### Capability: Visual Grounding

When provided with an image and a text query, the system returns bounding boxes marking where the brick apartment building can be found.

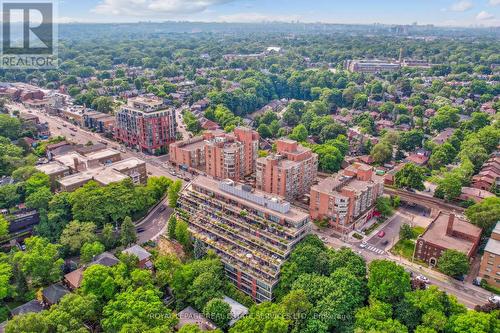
[177,176,311,302]
[478,222,500,288]
[115,96,176,154]
[205,134,245,181]
[169,127,259,181]
[169,136,207,170]
[309,162,384,235]
[205,128,259,181]
[256,139,318,201]
[415,212,482,267]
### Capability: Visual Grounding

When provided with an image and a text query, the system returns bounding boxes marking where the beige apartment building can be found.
[479,222,500,288]
[309,163,384,234]
[256,139,318,201]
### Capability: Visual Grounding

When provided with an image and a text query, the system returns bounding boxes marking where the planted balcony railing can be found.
[188,226,279,283]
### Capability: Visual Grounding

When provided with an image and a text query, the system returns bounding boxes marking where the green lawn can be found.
[412,226,425,238]
[391,239,416,260]
[390,226,425,260]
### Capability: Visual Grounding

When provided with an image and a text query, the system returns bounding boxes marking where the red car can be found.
[377,230,386,238]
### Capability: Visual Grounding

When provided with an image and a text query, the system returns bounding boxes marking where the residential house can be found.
[122,245,152,269]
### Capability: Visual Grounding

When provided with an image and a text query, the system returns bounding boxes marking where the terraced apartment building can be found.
[177,176,311,302]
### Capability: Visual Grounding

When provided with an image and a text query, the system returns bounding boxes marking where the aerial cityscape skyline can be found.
[58,0,500,27]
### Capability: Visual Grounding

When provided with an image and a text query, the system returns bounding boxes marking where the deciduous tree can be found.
[438,250,470,277]
[203,298,231,330]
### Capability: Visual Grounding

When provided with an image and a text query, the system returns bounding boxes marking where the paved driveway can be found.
[366,213,410,251]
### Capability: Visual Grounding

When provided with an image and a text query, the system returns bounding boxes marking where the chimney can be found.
[73,158,79,172]
[446,214,455,236]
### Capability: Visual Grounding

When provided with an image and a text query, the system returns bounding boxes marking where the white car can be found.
[416,275,430,283]
[359,242,367,248]
[488,295,500,305]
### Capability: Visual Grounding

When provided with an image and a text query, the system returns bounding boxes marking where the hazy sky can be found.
[58,0,500,26]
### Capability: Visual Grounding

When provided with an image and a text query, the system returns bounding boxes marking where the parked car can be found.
[416,275,430,283]
[377,230,385,238]
[452,275,465,282]
[488,295,500,305]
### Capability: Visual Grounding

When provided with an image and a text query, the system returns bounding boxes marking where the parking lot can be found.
[366,213,411,251]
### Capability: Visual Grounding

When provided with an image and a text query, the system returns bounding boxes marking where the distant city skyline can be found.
[57,0,500,27]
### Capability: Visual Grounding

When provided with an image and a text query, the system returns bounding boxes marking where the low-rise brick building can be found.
[415,212,482,267]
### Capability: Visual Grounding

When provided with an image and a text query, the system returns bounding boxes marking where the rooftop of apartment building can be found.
[190,176,309,224]
[206,135,243,151]
[122,95,168,113]
[419,212,482,254]
[257,139,316,165]
[170,136,206,151]
[312,163,383,194]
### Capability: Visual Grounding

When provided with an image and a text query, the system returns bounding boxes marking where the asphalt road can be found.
[136,198,174,244]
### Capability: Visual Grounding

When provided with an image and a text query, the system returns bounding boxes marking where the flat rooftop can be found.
[484,238,500,256]
[420,212,481,255]
[58,167,128,187]
[54,152,83,168]
[172,137,207,151]
[130,96,164,106]
[84,148,120,161]
[110,157,145,171]
[190,176,309,223]
[36,162,69,175]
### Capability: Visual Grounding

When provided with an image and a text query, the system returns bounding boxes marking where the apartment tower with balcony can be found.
[256,139,318,201]
[115,96,176,154]
[177,176,311,302]
[309,163,384,235]
[169,128,259,180]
